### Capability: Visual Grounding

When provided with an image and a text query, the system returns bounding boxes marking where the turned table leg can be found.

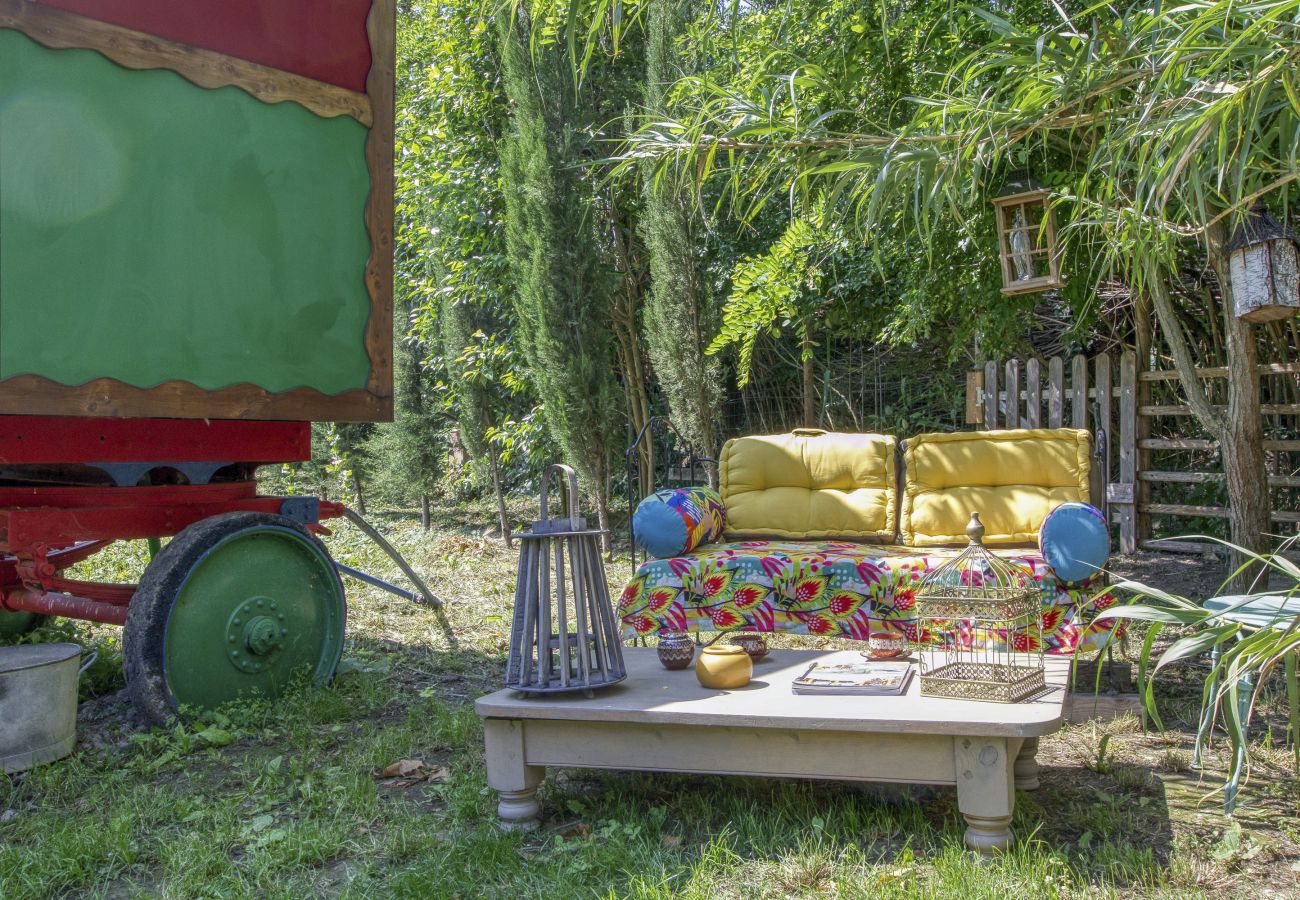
[955,736,1021,855]
[483,719,545,830]
[1013,736,1040,791]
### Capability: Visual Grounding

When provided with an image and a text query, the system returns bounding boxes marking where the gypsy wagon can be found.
[0,0,399,721]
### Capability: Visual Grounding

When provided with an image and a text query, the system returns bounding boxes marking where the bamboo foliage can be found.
[1096,538,1300,810]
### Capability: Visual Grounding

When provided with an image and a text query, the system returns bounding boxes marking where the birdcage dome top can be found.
[917,512,1037,604]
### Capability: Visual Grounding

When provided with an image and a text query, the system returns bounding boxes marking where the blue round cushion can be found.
[1039,502,1109,585]
[632,487,726,559]
[633,498,692,559]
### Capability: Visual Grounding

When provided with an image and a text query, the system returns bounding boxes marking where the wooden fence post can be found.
[1093,352,1112,514]
[1025,358,1042,428]
[1071,354,1088,428]
[1005,359,1021,428]
[984,361,999,430]
[965,371,984,425]
[1047,357,1064,427]
[1115,351,1138,553]
[1135,359,1152,550]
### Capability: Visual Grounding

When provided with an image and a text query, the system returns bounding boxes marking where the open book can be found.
[792,660,914,696]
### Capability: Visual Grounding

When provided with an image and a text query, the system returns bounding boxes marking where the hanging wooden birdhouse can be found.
[1227,205,1300,323]
[992,176,1063,295]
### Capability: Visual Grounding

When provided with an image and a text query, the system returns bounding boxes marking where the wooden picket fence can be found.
[966,353,1300,554]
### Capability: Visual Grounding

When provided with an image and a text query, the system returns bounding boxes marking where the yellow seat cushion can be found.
[901,428,1090,546]
[720,430,896,541]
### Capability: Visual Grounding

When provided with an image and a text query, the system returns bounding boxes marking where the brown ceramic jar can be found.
[656,630,695,670]
[727,632,768,661]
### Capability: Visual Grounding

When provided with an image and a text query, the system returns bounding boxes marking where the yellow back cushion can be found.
[720,430,896,541]
[901,428,1090,546]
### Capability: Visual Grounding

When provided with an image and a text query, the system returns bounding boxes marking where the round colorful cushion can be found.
[1039,502,1109,585]
[633,486,726,559]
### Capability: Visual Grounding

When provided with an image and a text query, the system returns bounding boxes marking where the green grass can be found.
[2,502,1298,898]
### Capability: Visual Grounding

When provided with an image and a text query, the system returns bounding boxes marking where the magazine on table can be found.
[792,660,914,696]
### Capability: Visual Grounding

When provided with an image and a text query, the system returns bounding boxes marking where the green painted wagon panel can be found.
[0,28,373,395]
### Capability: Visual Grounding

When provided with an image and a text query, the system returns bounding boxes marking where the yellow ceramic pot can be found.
[696,644,753,689]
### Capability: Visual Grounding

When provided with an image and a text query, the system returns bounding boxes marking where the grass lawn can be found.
[2,500,1299,898]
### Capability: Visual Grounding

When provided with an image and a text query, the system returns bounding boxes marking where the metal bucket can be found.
[0,643,96,773]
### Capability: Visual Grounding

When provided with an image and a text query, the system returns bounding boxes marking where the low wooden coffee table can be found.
[476,648,1069,853]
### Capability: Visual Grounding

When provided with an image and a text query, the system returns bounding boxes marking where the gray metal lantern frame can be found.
[913,513,1046,704]
[505,464,627,696]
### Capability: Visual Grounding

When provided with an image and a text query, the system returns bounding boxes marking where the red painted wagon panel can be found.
[37,0,373,91]
[0,417,310,466]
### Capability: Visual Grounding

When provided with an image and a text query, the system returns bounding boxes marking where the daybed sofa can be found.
[618,427,1119,655]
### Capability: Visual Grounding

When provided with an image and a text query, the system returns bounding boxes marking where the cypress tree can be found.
[640,0,723,459]
[498,11,621,540]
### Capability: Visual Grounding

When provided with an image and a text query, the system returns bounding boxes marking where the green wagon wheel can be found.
[124,512,346,723]
[0,608,45,640]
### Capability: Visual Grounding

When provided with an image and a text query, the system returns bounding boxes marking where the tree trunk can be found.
[491,452,513,548]
[349,470,367,516]
[594,469,613,559]
[801,322,817,428]
[1208,223,1271,589]
[419,494,430,531]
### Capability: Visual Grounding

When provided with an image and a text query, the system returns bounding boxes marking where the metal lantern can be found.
[992,176,1063,295]
[914,512,1046,703]
[505,464,627,696]
[1227,205,1300,323]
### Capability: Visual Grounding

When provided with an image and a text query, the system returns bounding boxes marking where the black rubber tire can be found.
[124,511,346,725]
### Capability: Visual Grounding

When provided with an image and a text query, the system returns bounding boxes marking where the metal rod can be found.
[341,507,440,607]
[335,563,422,604]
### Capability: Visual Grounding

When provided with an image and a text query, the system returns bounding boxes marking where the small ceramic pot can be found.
[657,631,695,670]
[727,632,768,661]
[866,631,906,660]
[696,644,753,689]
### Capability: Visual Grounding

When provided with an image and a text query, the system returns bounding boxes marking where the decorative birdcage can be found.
[505,464,627,697]
[914,512,1045,703]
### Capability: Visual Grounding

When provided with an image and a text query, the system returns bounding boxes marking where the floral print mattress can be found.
[617,540,1121,655]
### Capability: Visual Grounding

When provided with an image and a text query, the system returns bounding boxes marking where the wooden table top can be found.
[476,648,1071,738]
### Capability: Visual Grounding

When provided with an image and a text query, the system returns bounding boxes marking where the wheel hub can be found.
[225,596,289,674]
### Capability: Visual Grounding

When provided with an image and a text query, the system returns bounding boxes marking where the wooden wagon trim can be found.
[0,0,395,422]
[0,375,389,422]
[361,0,396,418]
[0,0,373,126]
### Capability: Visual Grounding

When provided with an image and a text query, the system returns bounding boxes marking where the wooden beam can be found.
[1047,356,1064,428]
[0,0,373,125]
[1066,693,1145,725]
[1141,438,1300,451]
[1142,504,1300,523]
[1093,352,1112,509]
[1116,351,1138,553]
[984,361,999,430]
[1139,361,1300,381]
[1071,354,1088,428]
[1139,471,1300,487]
[1025,359,1042,428]
[0,375,389,422]
[1140,404,1300,416]
[1005,359,1021,428]
[1139,539,1223,555]
[361,0,396,418]
[1139,438,1218,450]
[965,371,984,425]
[1142,502,1229,518]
